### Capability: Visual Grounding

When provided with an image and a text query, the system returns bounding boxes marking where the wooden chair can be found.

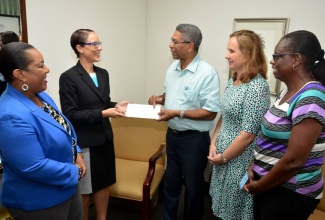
[308,155,325,220]
[0,208,13,220]
[109,117,167,220]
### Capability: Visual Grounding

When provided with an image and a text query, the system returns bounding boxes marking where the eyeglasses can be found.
[170,38,190,45]
[272,53,296,61]
[79,41,102,48]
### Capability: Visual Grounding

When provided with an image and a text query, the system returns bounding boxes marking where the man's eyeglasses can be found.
[170,38,190,45]
[272,53,296,61]
[79,41,102,48]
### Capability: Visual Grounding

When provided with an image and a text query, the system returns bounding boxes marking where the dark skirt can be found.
[88,139,116,193]
[79,141,116,194]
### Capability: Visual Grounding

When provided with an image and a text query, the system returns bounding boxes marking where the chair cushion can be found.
[109,158,165,201]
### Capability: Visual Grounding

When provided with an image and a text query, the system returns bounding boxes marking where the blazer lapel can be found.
[76,62,104,102]
[96,70,107,98]
[7,85,67,133]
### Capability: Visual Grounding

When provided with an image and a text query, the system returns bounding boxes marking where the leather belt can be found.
[168,128,199,136]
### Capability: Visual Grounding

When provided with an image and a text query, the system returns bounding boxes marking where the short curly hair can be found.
[176,24,202,51]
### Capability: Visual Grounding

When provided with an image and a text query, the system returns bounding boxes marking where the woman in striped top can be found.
[245,30,325,219]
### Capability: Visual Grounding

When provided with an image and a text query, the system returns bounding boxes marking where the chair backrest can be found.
[316,156,325,212]
[111,117,167,165]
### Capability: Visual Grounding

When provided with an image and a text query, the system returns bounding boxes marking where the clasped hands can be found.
[207,146,261,195]
[207,146,225,165]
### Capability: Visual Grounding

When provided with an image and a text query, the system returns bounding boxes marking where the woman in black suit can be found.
[59,29,128,220]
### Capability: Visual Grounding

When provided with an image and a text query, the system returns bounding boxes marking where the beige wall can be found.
[25,0,325,106]
[145,0,325,104]
[13,1,325,214]
[26,0,147,105]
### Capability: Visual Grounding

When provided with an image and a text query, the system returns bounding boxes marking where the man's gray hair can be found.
[176,24,202,51]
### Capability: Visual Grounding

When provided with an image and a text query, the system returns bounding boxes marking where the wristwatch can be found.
[179,110,185,118]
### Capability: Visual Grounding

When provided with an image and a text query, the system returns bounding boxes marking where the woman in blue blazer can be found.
[59,29,128,220]
[0,42,86,219]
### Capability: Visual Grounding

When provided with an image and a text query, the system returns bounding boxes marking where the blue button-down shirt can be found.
[164,54,220,132]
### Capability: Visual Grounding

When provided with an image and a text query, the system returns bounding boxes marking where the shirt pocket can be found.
[184,89,195,101]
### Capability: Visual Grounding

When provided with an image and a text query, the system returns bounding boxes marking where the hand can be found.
[75,154,86,178]
[243,162,262,195]
[207,152,224,165]
[148,95,163,108]
[156,109,178,122]
[247,162,255,183]
[207,145,216,163]
[115,100,130,114]
[244,179,260,195]
[102,107,125,118]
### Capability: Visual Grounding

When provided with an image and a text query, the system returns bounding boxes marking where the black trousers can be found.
[163,129,210,220]
[254,184,319,220]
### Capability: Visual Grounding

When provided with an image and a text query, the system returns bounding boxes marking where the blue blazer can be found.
[0,84,81,211]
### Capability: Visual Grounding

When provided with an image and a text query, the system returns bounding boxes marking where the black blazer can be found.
[0,81,6,96]
[59,61,116,147]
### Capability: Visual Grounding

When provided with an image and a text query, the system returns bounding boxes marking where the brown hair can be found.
[70,29,94,58]
[230,30,268,82]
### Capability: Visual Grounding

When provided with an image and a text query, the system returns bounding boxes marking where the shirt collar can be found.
[175,54,200,73]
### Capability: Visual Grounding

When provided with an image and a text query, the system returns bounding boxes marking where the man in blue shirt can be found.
[148,23,220,220]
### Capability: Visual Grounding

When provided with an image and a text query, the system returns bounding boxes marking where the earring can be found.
[293,65,297,71]
[22,83,29,92]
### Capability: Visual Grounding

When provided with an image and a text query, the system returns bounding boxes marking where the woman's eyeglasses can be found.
[79,41,102,48]
[272,53,296,61]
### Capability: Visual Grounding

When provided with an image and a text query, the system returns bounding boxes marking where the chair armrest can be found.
[149,144,166,165]
[142,144,166,197]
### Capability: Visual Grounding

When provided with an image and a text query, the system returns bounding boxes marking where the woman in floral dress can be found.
[208,30,270,219]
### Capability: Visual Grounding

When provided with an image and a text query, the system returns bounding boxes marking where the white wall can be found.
[26,0,147,106]
[25,0,325,106]
[146,0,325,104]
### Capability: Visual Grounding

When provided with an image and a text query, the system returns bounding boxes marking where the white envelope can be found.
[125,104,161,119]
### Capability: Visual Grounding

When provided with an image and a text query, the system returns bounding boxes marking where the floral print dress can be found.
[209,74,270,220]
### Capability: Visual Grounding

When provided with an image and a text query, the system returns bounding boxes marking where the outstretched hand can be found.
[148,95,163,108]
[103,108,125,118]
[116,100,131,114]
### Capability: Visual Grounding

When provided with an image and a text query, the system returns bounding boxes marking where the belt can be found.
[168,128,199,136]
